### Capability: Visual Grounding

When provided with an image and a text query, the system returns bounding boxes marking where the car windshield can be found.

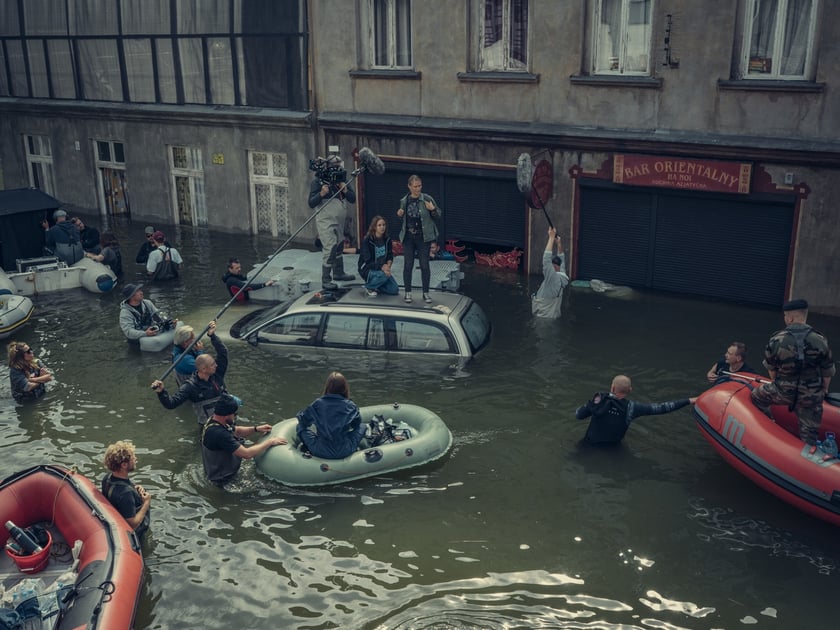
[460,301,491,353]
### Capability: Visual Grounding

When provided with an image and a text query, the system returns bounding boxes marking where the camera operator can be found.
[119,283,177,345]
[308,154,356,290]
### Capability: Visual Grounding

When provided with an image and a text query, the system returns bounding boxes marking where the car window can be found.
[394,320,454,353]
[259,313,321,345]
[460,301,491,353]
[323,314,370,348]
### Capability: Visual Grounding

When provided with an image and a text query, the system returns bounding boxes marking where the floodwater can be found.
[2,220,839,629]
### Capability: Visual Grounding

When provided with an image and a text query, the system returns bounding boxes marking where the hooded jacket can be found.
[296,394,365,459]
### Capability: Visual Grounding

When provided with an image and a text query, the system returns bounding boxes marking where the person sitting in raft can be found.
[72,216,101,254]
[151,321,234,424]
[171,325,206,383]
[706,341,755,385]
[575,375,698,445]
[296,371,366,459]
[7,341,53,403]
[119,284,173,344]
[101,440,151,540]
[41,209,84,265]
[201,394,287,485]
[222,257,275,303]
[84,231,123,278]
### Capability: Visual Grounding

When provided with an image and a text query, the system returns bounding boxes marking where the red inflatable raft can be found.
[0,464,144,629]
[694,376,840,526]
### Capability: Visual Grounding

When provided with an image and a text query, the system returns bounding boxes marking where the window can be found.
[394,321,453,353]
[741,0,818,79]
[323,315,369,348]
[371,0,412,68]
[24,134,56,195]
[479,0,529,71]
[249,151,290,237]
[593,0,653,75]
[261,314,321,345]
[169,145,206,225]
[94,140,130,217]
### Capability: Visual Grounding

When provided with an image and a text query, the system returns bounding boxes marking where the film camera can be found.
[152,313,175,332]
[309,156,347,186]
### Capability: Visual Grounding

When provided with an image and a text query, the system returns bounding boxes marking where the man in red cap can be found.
[751,298,835,459]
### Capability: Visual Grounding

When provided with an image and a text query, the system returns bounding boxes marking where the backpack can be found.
[153,247,179,281]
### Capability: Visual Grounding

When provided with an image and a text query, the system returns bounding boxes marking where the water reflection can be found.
[2,221,840,628]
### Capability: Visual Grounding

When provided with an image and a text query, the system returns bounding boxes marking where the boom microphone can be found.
[516,153,533,194]
[356,147,386,176]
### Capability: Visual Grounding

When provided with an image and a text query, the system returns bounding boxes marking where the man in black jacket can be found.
[151,321,232,423]
[222,257,275,302]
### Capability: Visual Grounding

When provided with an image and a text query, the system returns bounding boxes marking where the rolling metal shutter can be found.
[361,165,525,248]
[577,179,794,305]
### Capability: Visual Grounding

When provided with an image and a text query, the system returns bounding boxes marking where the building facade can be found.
[2,1,839,311]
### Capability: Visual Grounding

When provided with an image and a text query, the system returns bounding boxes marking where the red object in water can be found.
[6,530,52,573]
[475,248,522,270]
[693,376,840,526]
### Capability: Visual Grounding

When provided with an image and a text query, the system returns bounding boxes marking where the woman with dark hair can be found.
[296,372,365,459]
[85,231,123,278]
[358,215,399,297]
[7,341,53,402]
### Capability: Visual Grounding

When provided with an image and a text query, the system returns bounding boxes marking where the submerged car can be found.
[229,288,491,360]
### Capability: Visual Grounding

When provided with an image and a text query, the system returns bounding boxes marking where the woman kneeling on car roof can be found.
[296,372,366,458]
[358,215,400,298]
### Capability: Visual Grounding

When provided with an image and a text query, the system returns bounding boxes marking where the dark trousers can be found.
[402,232,431,293]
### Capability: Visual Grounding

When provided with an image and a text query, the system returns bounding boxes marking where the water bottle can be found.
[822,432,838,458]
[4,521,43,555]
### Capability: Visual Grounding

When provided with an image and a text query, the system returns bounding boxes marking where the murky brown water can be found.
[2,219,839,628]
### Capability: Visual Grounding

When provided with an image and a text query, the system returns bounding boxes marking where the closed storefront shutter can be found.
[361,165,525,249]
[578,179,794,305]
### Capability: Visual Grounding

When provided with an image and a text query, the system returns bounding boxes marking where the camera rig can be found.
[309,157,347,186]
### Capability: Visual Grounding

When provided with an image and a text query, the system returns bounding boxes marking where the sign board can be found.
[613,154,752,194]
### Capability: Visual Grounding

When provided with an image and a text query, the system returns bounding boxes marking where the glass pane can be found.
[97,141,111,162]
[7,40,28,96]
[624,0,651,72]
[748,0,778,75]
[395,321,450,353]
[125,39,156,102]
[78,39,122,101]
[262,314,319,345]
[179,38,206,104]
[323,315,368,347]
[121,0,170,35]
[395,0,412,67]
[779,0,812,76]
[367,318,386,349]
[595,0,622,73]
[509,0,528,68]
[208,38,234,104]
[28,40,49,97]
[156,39,177,103]
[114,143,125,163]
[252,152,269,176]
[271,153,288,177]
[373,0,389,66]
[172,146,187,169]
[47,40,76,98]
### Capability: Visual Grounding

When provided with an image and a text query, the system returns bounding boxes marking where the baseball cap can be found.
[144,226,155,235]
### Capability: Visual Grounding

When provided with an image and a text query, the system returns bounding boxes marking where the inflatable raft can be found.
[694,376,840,526]
[256,403,453,486]
[0,464,144,629]
[0,277,34,340]
[1,257,115,296]
[138,320,183,352]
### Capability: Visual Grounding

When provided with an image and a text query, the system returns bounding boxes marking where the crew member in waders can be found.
[575,375,697,445]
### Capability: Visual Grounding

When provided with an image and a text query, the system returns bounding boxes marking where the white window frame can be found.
[367,0,413,69]
[168,145,206,226]
[93,139,129,217]
[478,0,530,72]
[592,0,654,76]
[740,0,819,80]
[24,134,56,196]
[248,150,290,237]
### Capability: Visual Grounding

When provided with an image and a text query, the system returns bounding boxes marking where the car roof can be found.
[292,287,469,315]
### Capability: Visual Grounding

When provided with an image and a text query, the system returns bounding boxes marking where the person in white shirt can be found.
[145,231,183,279]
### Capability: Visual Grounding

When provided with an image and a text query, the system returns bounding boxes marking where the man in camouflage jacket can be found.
[751,299,835,452]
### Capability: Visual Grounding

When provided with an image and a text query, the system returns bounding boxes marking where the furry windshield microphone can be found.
[357,147,386,176]
[516,153,533,194]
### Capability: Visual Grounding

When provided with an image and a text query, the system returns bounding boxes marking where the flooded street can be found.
[2,220,839,629]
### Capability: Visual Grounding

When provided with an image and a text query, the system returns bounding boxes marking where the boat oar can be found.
[156,148,387,383]
[721,371,770,384]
